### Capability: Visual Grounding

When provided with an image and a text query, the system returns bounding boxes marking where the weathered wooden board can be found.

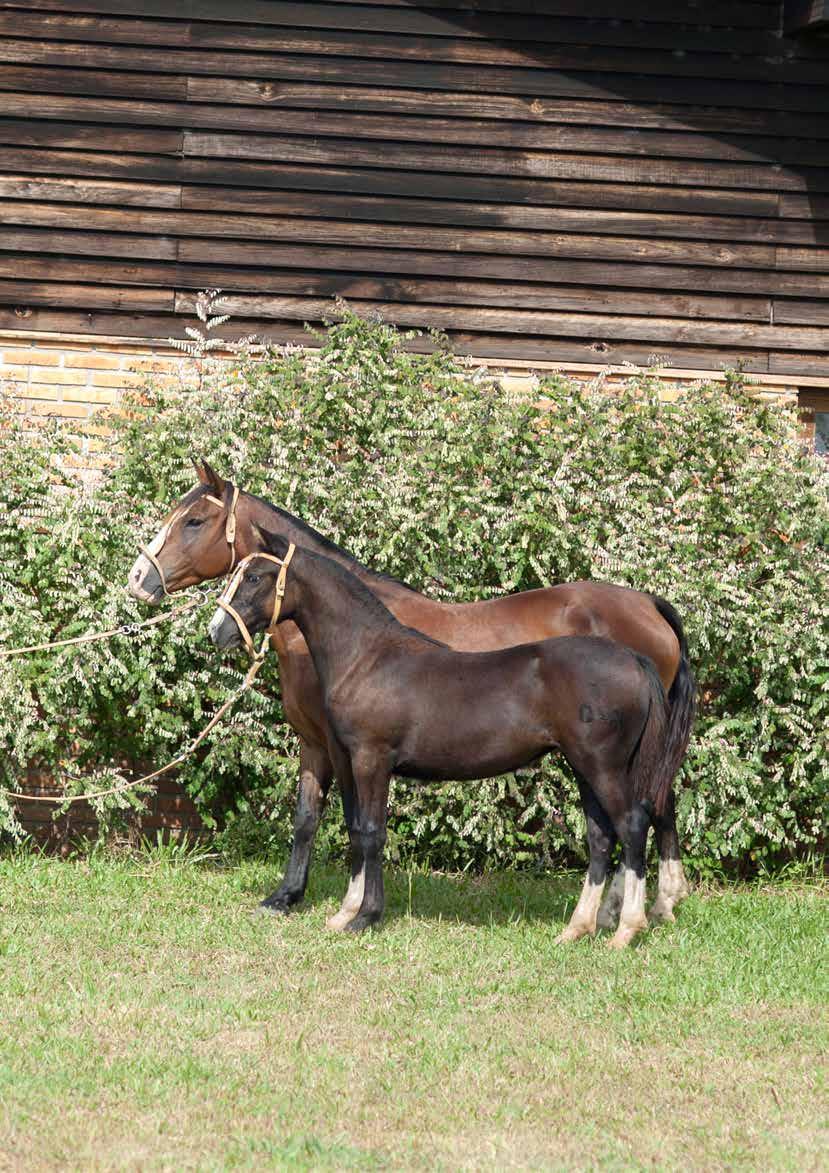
[9,92,829,167]
[0,0,826,380]
[0,64,187,99]
[172,292,829,352]
[773,299,829,325]
[0,147,784,216]
[0,119,182,154]
[4,11,823,82]
[184,79,829,142]
[768,351,829,375]
[173,239,829,297]
[181,133,827,192]
[0,255,774,321]
[0,279,172,309]
[179,187,822,246]
[0,0,784,31]
[0,174,182,207]
[0,303,776,373]
[3,37,828,113]
[0,202,784,269]
[3,228,179,260]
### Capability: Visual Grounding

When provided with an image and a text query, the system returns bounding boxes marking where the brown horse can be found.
[128,463,693,927]
[208,533,681,947]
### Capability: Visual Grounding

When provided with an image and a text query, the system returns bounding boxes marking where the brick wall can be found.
[17,770,203,853]
[1,330,814,452]
[0,332,184,476]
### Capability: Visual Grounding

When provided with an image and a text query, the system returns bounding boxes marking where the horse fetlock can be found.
[258,888,301,915]
[555,920,595,944]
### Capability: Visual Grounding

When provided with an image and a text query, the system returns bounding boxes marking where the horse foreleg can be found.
[326,766,366,932]
[648,790,690,923]
[342,756,389,934]
[557,783,615,943]
[260,739,333,915]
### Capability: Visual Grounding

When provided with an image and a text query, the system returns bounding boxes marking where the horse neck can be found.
[286,550,413,691]
[239,492,422,606]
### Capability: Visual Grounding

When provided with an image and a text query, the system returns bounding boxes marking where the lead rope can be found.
[0,593,207,659]
[0,485,252,806]
[1,653,266,806]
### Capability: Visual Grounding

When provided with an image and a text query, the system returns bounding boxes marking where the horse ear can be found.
[251,522,289,560]
[195,459,226,496]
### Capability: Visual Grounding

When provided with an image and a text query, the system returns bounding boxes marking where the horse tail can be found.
[650,594,697,794]
[628,655,676,818]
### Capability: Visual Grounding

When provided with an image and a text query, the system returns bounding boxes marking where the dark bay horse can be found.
[128,462,693,927]
[208,533,683,947]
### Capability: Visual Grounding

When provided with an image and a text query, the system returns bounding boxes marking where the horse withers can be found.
[127,463,692,928]
[209,531,685,948]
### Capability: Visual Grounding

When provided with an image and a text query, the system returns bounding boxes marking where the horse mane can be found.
[246,490,420,594]
[301,547,448,649]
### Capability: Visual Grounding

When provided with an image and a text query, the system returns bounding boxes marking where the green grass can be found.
[0,854,826,1171]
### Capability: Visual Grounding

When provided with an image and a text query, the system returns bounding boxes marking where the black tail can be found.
[628,655,675,817]
[650,595,697,801]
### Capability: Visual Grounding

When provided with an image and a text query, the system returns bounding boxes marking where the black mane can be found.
[248,491,420,594]
[299,547,448,649]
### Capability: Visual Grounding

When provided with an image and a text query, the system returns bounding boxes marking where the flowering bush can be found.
[1,307,826,872]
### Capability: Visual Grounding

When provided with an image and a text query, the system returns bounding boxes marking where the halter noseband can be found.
[215,544,296,660]
[140,484,240,596]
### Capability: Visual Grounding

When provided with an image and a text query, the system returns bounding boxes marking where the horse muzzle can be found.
[127,554,164,604]
[208,607,242,649]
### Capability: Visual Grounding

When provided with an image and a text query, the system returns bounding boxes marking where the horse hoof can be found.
[555,924,592,944]
[608,921,647,949]
[326,911,356,932]
[344,913,381,934]
[256,900,291,917]
[647,901,676,924]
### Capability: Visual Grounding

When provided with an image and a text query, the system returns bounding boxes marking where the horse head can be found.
[127,460,239,603]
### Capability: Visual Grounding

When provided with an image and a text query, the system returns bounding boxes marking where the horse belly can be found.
[394,671,554,782]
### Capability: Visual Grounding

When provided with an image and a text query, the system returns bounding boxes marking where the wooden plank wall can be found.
[0,0,828,376]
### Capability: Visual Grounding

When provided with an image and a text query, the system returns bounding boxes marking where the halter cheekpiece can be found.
[141,484,240,596]
[216,544,296,660]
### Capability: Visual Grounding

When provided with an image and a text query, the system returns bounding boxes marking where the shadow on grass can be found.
[298,864,582,929]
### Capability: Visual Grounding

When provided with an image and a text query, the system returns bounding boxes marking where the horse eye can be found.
[246,573,260,585]
[184,517,204,528]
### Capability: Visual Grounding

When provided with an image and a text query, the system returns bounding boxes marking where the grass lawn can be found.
[0,854,825,1171]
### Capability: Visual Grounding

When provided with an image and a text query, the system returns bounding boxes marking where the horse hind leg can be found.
[608,801,652,950]
[648,789,691,924]
[596,860,625,931]
[556,783,615,944]
[326,852,365,932]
